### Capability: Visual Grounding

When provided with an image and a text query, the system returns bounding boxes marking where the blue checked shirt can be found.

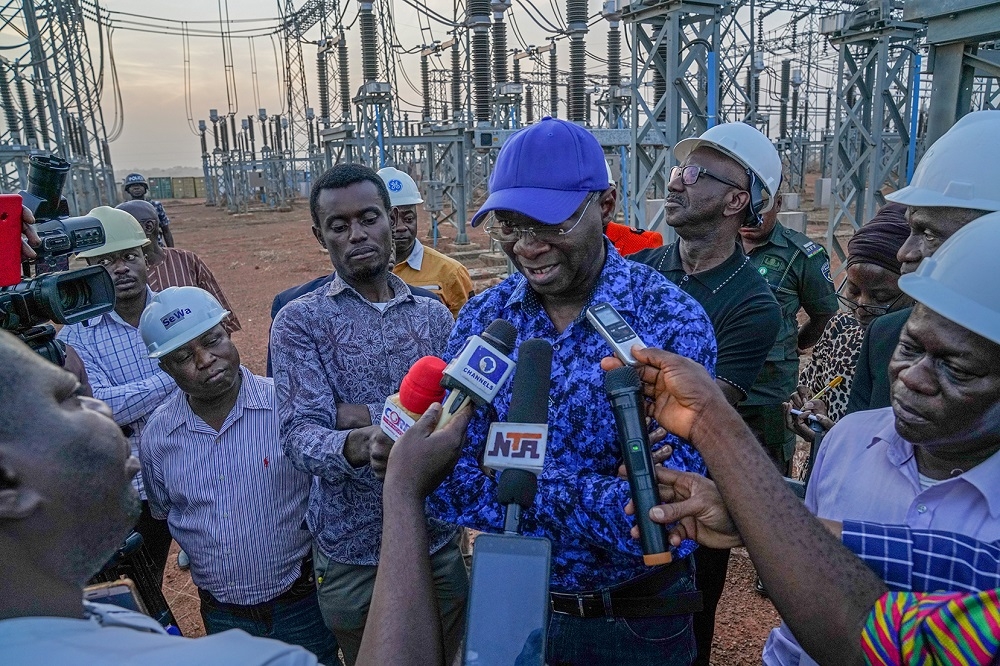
[142,368,312,605]
[271,273,457,565]
[57,287,176,499]
[844,521,1000,594]
[427,241,717,592]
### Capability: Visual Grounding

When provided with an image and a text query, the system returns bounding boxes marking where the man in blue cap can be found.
[428,117,718,665]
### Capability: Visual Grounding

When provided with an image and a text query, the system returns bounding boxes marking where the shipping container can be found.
[147,177,173,200]
[170,177,198,199]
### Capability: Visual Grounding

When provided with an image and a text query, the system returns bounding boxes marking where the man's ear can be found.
[389,206,399,229]
[724,189,752,219]
[0,458,43,521]
[311,225,327,249]
[598,187,617,226]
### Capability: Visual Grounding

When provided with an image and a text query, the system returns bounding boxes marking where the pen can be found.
[789,376,844,418]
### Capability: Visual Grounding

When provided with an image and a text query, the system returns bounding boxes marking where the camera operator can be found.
[15,205,92,396]
[57,207,176,586]
[0,330,316,664]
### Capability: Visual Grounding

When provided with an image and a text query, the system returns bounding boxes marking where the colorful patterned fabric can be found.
[862,589,1000,665]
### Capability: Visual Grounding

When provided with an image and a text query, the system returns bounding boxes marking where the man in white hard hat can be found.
[139,287,338,663]
[630,121,782,665]
[378,166,474,318]
[57,207,176,587]
[763,210,1000,664]
[847,110,1000,414]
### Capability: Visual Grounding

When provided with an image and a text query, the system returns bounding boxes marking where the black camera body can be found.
[0,155,115,365]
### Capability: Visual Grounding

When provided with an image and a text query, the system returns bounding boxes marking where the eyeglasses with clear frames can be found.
[484,193,598,244]
[836,280,904,318]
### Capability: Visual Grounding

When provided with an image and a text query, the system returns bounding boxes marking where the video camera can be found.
[0,155,115,365]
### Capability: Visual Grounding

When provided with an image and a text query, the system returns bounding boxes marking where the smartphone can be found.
[0,193,23,288]
[84,578,148,615]
[586,302,646,366]
[464,534,551,666]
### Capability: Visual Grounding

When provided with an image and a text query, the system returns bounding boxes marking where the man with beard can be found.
[270,164,467,665]
[57,207,176,586]
[0,330,317,664]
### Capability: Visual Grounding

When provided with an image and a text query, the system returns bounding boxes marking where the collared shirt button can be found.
[916,504,927,514]
[553,343,561,351]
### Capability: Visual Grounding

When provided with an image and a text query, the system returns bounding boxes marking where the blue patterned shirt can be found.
[427,241,717,592]
[271,272,457,565]
[844,521,1000,594]
[57,287,176,499]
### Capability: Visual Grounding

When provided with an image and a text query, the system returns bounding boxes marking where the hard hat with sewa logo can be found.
[139,286,230,359]
[898,211,1000,345]
[377,167,423,206]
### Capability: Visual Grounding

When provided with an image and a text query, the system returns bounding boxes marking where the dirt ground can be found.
[154,195,824,662]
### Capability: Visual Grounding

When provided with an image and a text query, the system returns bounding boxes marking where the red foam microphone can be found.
[380,356,447,441]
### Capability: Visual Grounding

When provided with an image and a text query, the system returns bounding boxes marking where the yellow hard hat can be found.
[76,206,151,258]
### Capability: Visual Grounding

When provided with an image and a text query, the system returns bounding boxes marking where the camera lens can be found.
[58,279,91,312]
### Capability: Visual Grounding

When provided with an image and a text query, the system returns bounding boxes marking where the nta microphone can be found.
[380,356,447,441]
[604,365,672,566]
[486,338,552,534]
[436,318,517,430]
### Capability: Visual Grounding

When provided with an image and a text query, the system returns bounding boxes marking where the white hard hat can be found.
[76,206,150,258]
[377,167,423,206]
[886,110,1000,212]
[140,286,231,359]
[898,212,1000,345]
[673,122,783,221]
[605,159,615,188]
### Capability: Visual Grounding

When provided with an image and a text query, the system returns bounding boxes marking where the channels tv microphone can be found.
[436,318,517,431]
[380,356,447,441]
[604,365,672,566]
[484,339,553,535]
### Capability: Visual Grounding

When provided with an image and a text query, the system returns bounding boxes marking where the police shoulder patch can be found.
[786,228,825,258]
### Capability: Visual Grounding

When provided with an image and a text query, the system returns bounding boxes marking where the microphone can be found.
[484,339,553,535]
[604,365,672,566]
[436,318,518,431]
[380,356,447,441]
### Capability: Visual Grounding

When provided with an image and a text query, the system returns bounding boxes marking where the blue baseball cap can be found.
[471,117,609,226]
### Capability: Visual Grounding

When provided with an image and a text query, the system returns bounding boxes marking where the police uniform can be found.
[740,223,838,469]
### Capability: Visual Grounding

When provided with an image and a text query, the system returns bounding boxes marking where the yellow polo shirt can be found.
[393,240,474,318]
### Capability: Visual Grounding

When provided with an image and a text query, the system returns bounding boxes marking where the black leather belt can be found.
[198,554,314,620]
[550,556,702,619]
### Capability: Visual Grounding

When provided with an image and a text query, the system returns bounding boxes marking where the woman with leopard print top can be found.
[785,204,912,435]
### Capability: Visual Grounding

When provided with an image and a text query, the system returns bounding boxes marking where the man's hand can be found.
[384,402,473,499]
[624,467,742,550]
[344,425,389,469]
[601,346,728,443]
[336,402,374,429]
[20,206,40,260]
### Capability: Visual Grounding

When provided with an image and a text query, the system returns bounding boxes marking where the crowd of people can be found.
[1,109,999,666]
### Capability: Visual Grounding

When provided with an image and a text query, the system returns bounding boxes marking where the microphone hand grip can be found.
[434,389,471,432]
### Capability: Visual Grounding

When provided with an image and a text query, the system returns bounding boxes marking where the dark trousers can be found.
[692,546,731,666]
[135,500,172,588]
[738,403,794,475]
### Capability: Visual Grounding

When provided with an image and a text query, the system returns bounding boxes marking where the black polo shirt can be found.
[631,242,781,401]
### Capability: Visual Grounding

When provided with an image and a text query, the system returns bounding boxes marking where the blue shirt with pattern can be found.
[427,241,717,592]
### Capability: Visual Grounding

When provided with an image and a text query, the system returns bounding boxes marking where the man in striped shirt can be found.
[58,206,176,587]
[139,286,338,664]
[118,199,242,334]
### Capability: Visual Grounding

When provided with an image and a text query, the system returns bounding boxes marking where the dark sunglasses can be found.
[669,165,747,190]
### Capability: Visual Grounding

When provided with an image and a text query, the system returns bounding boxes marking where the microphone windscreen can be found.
[482,318,517,356]
[604,364,641,394]
[497,468,538,509]
[399,356,448,414]
[508,339,553,424]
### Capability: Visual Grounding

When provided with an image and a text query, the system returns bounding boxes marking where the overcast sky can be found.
[17,0,609,171]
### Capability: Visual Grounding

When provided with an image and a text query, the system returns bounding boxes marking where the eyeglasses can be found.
[669,165,747,191]
[836,282,904,318]
[484,192,597,244]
